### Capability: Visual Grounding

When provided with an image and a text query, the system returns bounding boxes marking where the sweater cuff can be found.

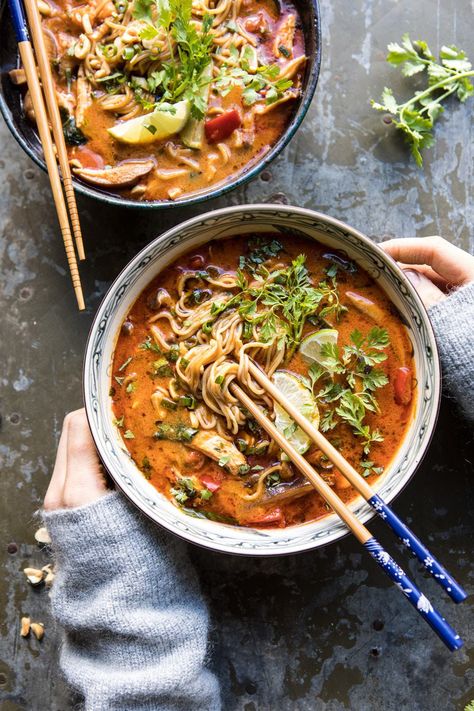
[428,281,474,322]
[428,281,474,419]
[42,491,170,565]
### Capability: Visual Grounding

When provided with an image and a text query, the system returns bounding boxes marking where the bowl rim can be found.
[83,204,441,556]
[0,0,322,210]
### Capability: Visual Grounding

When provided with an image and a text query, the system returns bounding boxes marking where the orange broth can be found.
[111,235,416,528]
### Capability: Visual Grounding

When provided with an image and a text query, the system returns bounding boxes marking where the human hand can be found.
[381,236,474,308]
[44,409,108,511]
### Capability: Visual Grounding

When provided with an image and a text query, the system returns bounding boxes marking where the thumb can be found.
[404,269,446,309]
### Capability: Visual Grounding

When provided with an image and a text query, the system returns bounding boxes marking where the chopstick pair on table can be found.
[230,360,466,651]
[8,0,86,310]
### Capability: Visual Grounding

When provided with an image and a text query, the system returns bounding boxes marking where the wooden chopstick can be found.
[247,360,466,604]
[230,380,462,651]
[7,0,85,310]
[23,0,85,261]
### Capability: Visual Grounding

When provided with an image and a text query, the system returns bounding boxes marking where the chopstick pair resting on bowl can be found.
[231,358,465,651]
[7,0,85,309]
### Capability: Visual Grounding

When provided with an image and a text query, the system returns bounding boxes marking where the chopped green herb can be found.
[215,375,225,387]
[124,429,135,439]
[161,397,178,411]
[153,358,173,377]
[113,415,124,428]
[166,344,180,362]
[200,488,213,501]
[179,394,196,409]
[139,336,161,353]
[153,423,198,442]
[218,454,230,468]
[114,376,125,386]
[126,381,137,393]
[238,463,251,475]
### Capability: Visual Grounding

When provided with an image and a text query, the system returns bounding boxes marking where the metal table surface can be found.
[1,0,473,709]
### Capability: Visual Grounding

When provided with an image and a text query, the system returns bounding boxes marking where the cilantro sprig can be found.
[131,0,214,119]
[308,327,390,454]
[372,34,474,165]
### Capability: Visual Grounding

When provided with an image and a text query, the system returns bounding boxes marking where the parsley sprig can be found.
[372,34,474,165]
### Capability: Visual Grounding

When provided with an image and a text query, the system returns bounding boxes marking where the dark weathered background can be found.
[1,0,473,709]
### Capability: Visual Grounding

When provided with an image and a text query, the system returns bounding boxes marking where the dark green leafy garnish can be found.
[60,109,87,146]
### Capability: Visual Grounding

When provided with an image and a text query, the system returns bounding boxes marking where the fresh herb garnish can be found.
[153,423,198,442]
[139,336,161,353]
[372,34,474,166]
[124,429,135,439]
[113,415,124,428]
[360,460,384,478]
[133,0,214,119]
[307,328,390,453]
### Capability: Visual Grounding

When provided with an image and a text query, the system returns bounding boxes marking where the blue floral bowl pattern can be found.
[84,205,440,555]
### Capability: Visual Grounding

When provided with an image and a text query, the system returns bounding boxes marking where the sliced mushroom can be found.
[9,68,27,85]
[73,160,155,188]
[43,28,59,62]
[260,477,313,505]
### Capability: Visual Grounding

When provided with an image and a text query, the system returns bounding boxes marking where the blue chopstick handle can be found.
[368,494,466,604]
[7,0,29,42]
[365,537,463,651]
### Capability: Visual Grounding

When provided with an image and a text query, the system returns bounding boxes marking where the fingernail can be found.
[403,269,421,285]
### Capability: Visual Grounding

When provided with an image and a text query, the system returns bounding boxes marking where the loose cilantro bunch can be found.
[372,34,474,166]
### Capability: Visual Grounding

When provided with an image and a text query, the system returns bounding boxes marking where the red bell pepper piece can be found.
[200,474,221,493]
[205,110,241,144]
[394,366,412,406]
[246,507,286,528]
[73,146,105,170]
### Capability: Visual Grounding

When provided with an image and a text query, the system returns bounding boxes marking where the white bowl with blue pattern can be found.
[84,205,440,556]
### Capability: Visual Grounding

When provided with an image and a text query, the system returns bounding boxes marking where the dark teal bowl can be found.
[0,1,321,209]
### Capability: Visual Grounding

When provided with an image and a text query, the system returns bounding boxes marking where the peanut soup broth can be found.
[111,235,416,528]
[14,0,307,201]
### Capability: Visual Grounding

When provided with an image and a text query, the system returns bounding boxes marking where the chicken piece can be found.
[186,431,246,476]
[9,68,27,85]
[75,67,91,129]
[273,13,296,58]
[73,160,155,188]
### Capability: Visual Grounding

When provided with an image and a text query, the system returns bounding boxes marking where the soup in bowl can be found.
[84,206,440,555]
[0,0,321,207]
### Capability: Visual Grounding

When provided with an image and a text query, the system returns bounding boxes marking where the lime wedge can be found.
[108,100,191,145]
[272,370,319,455]
[299,329,338,365]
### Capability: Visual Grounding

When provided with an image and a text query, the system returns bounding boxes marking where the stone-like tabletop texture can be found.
[1,0,473,709]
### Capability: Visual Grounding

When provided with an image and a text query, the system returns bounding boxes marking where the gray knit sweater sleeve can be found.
[428,281,474,420]
[43,492,221,711]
